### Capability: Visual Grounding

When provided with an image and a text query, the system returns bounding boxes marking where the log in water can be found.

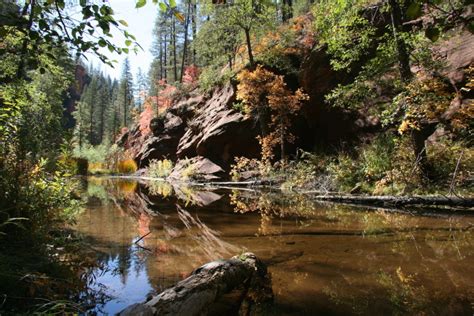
[118,252,273,316]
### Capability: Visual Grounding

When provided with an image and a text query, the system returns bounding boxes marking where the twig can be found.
[449,150,464,196]
[134,231,151,244]
[55,1,72,42]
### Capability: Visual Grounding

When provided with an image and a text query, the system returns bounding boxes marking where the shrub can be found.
[426,138,473,191]
[139,99,156,137]
[198,66,234,93]
[117,159,138,174]
[361,135,395,182]
[230,157,267,181]
[327,153,365,192]
[147,159,174,178]
[180,159,196,180]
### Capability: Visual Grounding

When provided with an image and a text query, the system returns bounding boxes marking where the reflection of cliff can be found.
[79,178,239,294]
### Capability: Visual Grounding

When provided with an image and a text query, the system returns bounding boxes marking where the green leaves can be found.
[119,19,128,27]
[159,2,167,12]
[406,2,422,19]
[425,26,440,42]
[136,0,147,9]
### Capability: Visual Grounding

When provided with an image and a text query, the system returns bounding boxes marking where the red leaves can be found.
[139,100,155,136]
[183,64,200,86]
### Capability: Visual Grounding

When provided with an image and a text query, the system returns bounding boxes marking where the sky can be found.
[86,0,158,80]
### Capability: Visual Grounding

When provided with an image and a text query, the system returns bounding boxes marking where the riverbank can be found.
[98,174,474,214]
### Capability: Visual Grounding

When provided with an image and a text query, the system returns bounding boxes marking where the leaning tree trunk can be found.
[118,253,273,316]
[244,28,255,67]
[180,1,192,83]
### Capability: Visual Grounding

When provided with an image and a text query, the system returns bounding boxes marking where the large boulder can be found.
[435,30,474,86]
[176,84,260,168]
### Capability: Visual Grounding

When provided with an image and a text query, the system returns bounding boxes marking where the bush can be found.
[117,159,138,174]
[426,138,473,192]
[72,143,109,164]
[361,135,395,182]
[147,159,174,178]
[198,66,234,93]
[328,153,365,192]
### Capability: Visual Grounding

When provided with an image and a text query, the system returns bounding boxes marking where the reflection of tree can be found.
[146,180,173,198]
[376,267,430,315]
[230,190,318,236]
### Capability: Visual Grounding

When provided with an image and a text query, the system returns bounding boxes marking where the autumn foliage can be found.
[139,99,155,136]
[150,79,177,112]
[237,65,308,161]
[183,65,200,86]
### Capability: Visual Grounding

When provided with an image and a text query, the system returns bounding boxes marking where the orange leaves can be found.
[151,79,177,112]
[236,65,308,161]
[182,64,200,86]
[139,100,155,136]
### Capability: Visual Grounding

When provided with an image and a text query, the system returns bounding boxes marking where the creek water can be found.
[75,177,474,315]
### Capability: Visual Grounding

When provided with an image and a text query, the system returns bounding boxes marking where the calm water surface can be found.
[75,177,474,315]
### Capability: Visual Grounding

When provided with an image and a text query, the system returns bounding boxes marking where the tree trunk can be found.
[123,82,128,127]
[17,0,35,80]
[112,104,117,141]
[244,28,254,67]
[280,123,286,162]
[89,101,94,144]
[180,1,192,83]
[282,0,293,22]
[172,17,178,82]
[164,33,168,81]
[306,193,474,211]
[388,0,412,83]
[99,101,105,144]
[159,36,163,80]
[192,0,197,64]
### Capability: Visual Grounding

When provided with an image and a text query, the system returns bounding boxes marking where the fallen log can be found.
[305,194,474,210]
[118,253,273,316]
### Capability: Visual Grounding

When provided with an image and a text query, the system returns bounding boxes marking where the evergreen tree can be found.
[118,58,134,128]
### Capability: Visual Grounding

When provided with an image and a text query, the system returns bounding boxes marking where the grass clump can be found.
[147,159,174,178]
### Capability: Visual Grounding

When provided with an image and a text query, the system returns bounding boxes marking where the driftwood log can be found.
[118,253,273,316]
[305,194,474,210]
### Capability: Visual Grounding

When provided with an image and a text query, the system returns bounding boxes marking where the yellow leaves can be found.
[117,159,138,174]
[396,266,414,285]
[237,65,308,160]
[398,77,453,134]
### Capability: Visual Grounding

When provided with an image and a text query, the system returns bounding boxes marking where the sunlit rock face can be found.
[135,112,186,168]
[124,84,259,173]
[176,84,260,168]
[436,30,474,85]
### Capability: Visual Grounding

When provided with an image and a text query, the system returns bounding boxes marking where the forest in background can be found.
[0,0,473,313]
[74,0,473,196]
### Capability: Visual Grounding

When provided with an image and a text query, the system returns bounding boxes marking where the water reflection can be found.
[75,178,474,315]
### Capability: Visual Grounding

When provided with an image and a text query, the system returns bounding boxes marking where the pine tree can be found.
[118,58,134,128]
